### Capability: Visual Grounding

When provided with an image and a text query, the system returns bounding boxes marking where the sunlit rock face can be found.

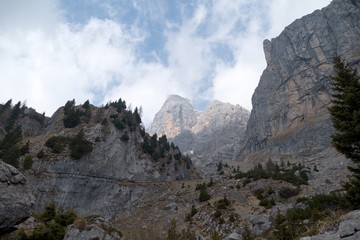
[149,95,250,164]
[148,95,199,139]
[239,0,360,160]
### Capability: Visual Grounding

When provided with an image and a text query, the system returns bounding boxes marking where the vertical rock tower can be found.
[240,0,360,159]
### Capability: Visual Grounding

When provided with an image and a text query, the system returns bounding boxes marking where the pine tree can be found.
[329,56,360,209]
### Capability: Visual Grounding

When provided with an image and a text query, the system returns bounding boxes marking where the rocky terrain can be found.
[0,99,194,225]
[239,0,360,161]
[1,0,360,239]
[149,95,250,165]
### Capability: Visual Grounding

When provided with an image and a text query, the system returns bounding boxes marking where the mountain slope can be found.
[0,99,193,218]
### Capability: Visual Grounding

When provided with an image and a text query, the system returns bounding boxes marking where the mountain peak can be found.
[149,96,250,163]
[148,95,198,138]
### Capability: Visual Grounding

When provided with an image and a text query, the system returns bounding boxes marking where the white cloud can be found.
[0,0,60,34]
[0,0,332,127]
[267,0,332,37]
[0,18,142,115]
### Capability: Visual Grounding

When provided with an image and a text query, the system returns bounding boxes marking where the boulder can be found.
[64,216,122,240]
[225,232,242,240]
[0,161,35,234]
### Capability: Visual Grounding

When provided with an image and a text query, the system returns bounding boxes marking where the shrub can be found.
[259,198,275,209]
[185,204,198,222]
[23,155,33,170]
[120,133,130,142]
[233,160,309,186]
[278,187,300,199]
[0,126,24,168]
[45,136,69,153]
[242,222,255,240]
[63,100,80,128]
[269,193,349,240]
[207,177,214,187]
[214,209,222,218]
[112,118,126,130]
[217,196,230,209]
[199,186,211,202]
[37,149,45,158]
[20,203,77,240]
[70,130,93,160]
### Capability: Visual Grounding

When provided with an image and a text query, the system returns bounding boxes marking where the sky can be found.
[0,0,332,127]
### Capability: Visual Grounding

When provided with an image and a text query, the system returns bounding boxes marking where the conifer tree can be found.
[329,56,360,208]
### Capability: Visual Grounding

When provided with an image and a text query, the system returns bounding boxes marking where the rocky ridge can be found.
[149,95,250,164]
[0,100,193,220]
[240,0,360,160]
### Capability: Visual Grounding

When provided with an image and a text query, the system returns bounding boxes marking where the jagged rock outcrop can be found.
[64,216,122,240]
[0,161,35,234]
[240,0,360,160]
[148,95,199,138]
[149,95,249,164]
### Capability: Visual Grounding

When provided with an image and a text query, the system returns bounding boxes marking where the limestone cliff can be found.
[0,100,193,219]
[240,0,360,160]
[149,95,250,163]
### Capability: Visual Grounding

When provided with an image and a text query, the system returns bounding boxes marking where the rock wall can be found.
[240,0,360,160]
[0,161,34,234]
[24,105,191,219]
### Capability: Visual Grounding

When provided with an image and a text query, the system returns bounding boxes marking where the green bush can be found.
[269,193,349,240]
[185,204,198,222]
[199,186,211,202]
[214,209,222,218]
[232,160,309,186]
[45,136,69,153]
[37,149,45,158]
[19,203,77,240]
[23,155,33,170]
[0,126,24,168]
[120,133,130,142]
[63,100,80,128]
[216,196,230,209]
[259,198,275,209]
[45,130,93,160]
[278,187,300,199]
[112,118,126,130]
[69,130,93,160]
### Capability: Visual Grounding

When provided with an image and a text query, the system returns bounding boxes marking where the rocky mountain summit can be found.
[240,0,360,160]
[148,95,199,139]
[149,95,250,164]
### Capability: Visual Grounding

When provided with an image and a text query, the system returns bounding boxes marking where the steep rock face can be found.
[241,0,360,159]
[150,96,249,163]
[0,161,35,234]
[148,95,198,138]
[21,103,192,219]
